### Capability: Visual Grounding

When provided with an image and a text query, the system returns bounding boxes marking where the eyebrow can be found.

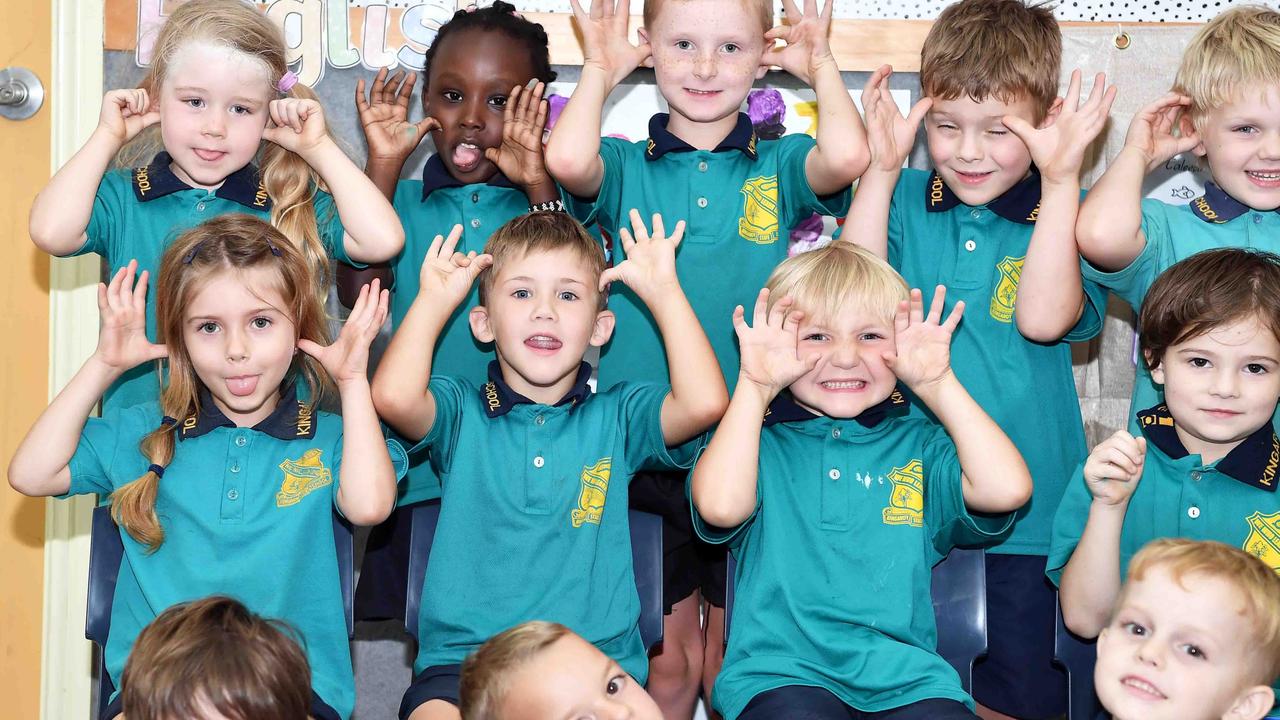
[171,86,265,104]
[503,276,589,286]
[188,306,281,321]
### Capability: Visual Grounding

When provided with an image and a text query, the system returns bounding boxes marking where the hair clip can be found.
[266,239,283,257]
[181,241,207,265]
[148,463,167,479]
[276,70,300,94]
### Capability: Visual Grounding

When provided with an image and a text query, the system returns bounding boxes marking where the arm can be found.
[599,211,729,444]
[888,286,1031,512]
[1006,71,1116,341]
[1076,92,1200,272]
[8,262,167,496]
[370,225,489,442]
[691,289,816,528]
[29,90,159,256]
[839,66,930,259]
[544,0,650,198]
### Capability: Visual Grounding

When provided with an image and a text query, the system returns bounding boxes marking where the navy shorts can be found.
[630,470,726,611]
[971,553,1068,719]
[739,686,979,719]
[103,689,340,720]
[399,664,462,719]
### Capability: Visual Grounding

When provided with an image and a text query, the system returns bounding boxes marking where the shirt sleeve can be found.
[77,170,133,261]
[410,376,467,478]
[65,405,156,498]
[328,425,411,508]
[1045,461,1092,586]
[583,137,629,233]
[922,424,1016,557]
[313,188,363,268]
[614,382,700,472]
[687,434,759,547]
[1079,199,1169,312]
[776,134,853,227]
[884,173,911,266]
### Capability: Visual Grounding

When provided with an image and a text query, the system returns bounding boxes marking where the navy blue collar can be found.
[420,154,517,201]
[1137,403,1279,492]
[1190,181,1278,224]
[924,167,1042,225]
[644,113,758,162]
[177,384,316,441]
[763,386,910,428]
[132,152,271,210]
[480,360,593,418]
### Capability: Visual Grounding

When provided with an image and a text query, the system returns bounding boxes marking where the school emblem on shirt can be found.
[276,448,333,507]
[1243,511,1280,573]
[738,175,780,245]
[882,459,924,528]
[989,256,1024,323]
[571,457,612,528]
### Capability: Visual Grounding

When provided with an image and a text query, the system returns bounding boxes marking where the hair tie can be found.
[161,415,178,426]
[181,241,206,265]
[276,70,299,94]
[266,238,283,257]
[148,464,167,479]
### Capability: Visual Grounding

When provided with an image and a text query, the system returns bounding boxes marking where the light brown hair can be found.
[643,0,773,35]
[110,215,331,551]
[120,595,311,720]
[1138,248,1280,371]
[478,211,608,310]
[920,0,1062,123]
[765,242,909,327]
[1173,5,1280,129]
[459,621,573,720]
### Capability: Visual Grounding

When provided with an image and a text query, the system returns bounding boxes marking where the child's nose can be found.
[1210,367,1240,397]
[957,131,983,161]
[693,52,718,79]
[203,111,226,137]
[459,97,486,130]
[225,328,248,360]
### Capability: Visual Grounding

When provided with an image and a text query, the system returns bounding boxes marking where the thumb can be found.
[905,97,932,131]
[147,343,169,361]
[418,116,441,137]
[483,146,502,164]
[881,349,897,370]
[296,338,324,359]
[1001,114,1037,144]
[598,266,622,291]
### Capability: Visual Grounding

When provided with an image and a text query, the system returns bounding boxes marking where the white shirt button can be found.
[971,209,981,219]
[235,436,247,447]
[471,192,480,203]
[535,415,545,426]
[697,197,708,208]
[470,218,481,228]
[964,240,977,252]
[1188,506,1201,519]
[1190,471,1201,481]
[196,202,206,212]
[227,489,239,500]
[698,161,708,172]
[828,468,841,480]
[533,456,545,468]
[230,463,240,474]
[831,428,841,439]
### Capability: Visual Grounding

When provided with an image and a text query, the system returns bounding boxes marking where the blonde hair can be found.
[1174,5,1280,129]
[643,0,772,35]
[920,0,1062,124]
[118,0,334,293]
[478,212,608,310]
[459,621,573,720]
[1123,538,1280,685]
[765,242,909,326]
[110,215,332,551]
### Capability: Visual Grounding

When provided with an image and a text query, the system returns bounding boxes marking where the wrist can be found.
[905,369,958,404]
[1119,143,1159,172]
[297,135,339,163]
[735,377,780,408]
[524,180,559,206]
[366,154,410,172]
[89,126,126,152]
[85,352,130,381]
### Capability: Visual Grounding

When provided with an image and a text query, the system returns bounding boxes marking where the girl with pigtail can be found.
[8,214,406,720]
[29,0,404,412]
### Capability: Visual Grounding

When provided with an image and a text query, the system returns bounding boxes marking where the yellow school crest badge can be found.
[882,459,924,527]
[990,256,1024,323]
[1244,511,1280,573]
[739,175,779,245]
[276,448,333,507]
[571,457,612,528]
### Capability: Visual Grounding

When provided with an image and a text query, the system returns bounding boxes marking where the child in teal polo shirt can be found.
[691,242,1032,720]
[1050,249,1280,644]
[371,211,727,720]
[8,216,407,720]
[842,1,1112,716]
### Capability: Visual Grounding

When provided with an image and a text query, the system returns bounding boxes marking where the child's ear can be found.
[1145,352,1164,385]
[590,309,616,347]
[1039,97,1065,129]
[1179,113,1207,157]
[1224,684,1274,720]
[469,305,495,343]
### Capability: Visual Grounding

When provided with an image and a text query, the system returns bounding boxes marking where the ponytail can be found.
[110,416,180,551]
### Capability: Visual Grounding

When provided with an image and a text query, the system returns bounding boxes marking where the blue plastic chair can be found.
[404,501,665,651]
[724,548,988,693]
[86,505,355,717]
[1052,596,1106,720]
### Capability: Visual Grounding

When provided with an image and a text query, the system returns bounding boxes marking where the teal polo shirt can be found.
[1081,184,1280,432]
[74,152,352,412]
[64,384,408,719]
[694,390,1015,719]
[410,362,691,683]
[881,168,1107,556]
[1048,402,1280,585]
[591,113,852,392]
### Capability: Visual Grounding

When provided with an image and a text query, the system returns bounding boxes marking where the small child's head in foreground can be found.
[120,595,311,720]
[919,0,1062,206]
[764,242,908,418]
[1173,5,1280,211]
[472,212,613,400]
[1095,538,1280,720]
[1139,248,1280,462]
[459,621,661,720]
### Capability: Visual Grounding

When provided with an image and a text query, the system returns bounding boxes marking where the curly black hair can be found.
[422,1,556,90]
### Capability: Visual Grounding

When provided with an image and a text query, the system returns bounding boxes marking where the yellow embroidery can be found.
[990,255,1025,323]
[1264,434,1280,488]
[276,448,333,507]
[1194,196,1224,224]
[739,175,779,245]
[571,457,612,528]
[1244,511,1280,573]
[882,460,924,527]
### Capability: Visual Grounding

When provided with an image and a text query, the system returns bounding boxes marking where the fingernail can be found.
[526,78,539,90]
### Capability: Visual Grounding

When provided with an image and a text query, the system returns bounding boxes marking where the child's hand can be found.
[94,260,168,372]
[861,65,931,173]
[570,0,651,87]
[97,89,160,145]
[597,209,684,301]
[1123,92,1201,172]
[356,68,438,165]
[418,224,493,307]
[884,286,963,393]
[264,98,330,155]
[485,81,553,193]
[1003,70,1117,187]
[298,278,390,388]
[1083,430,1147,506]
[734,288,817,400]
[764,0,836,86]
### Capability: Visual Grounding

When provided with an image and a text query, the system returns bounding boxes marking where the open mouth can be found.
[1120,676,1166,700]
[226,375,260,397]
[819,379,867,391]
[953,170,994,185]
[194,148,227,162]
[685,88,721,97]
[524,335,563,354]
[452,142,483,173]
[1246,170,1280,187]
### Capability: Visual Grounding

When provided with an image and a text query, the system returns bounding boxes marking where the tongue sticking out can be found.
[227,376,259,397]
[452,143,482,171]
